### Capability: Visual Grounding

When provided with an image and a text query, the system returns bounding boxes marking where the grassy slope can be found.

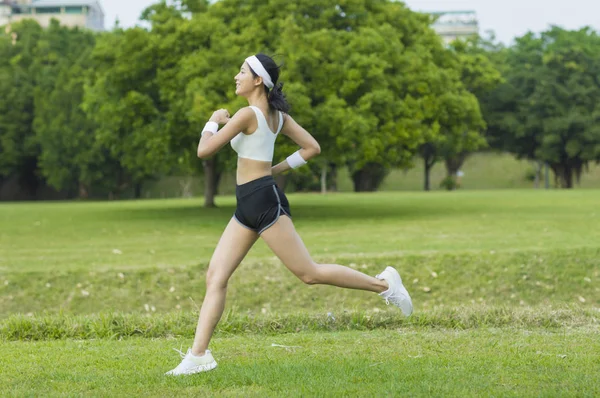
[1,190,599,396]
[1,190,599,316]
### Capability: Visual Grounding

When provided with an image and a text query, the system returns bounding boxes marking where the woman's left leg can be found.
[260,215,388,293]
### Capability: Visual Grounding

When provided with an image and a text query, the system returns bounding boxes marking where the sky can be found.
[100,0,597,45]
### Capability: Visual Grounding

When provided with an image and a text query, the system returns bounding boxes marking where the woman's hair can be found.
[250,53,291,113]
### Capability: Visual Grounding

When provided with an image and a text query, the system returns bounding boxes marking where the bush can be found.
[440,176,458,190]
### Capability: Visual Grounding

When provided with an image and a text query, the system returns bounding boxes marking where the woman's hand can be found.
[209,109,231,125]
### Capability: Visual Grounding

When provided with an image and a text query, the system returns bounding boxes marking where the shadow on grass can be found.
[109,199,481,224]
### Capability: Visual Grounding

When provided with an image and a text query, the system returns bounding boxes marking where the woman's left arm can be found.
[197,107,254,158]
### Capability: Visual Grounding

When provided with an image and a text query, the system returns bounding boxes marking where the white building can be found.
[0,0,104,31]
[430,11,479,43]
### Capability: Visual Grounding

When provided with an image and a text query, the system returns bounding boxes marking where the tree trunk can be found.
[444,152,468,191]
[444,152,468,176]
[320,162,327,194]
[78,182,89,199]
[18,156,40,200]
[179,178,193,198]
[134,182,143,199]
[534,161,541,189]
[329,163,338,192]
[202,158,221,207]
[574,160,586,185]
[351,163,388,192]
[424,156,433,191]
[421,143,436,192]
[552,162,574,189]
[562,165,573,189]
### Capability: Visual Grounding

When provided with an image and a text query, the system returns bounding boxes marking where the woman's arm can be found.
[272,114,321,175]
[197,107,254,159]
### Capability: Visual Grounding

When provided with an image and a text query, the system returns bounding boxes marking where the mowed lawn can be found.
[3,330,600,397]
[1,190,599,396]
[2,189,600,273]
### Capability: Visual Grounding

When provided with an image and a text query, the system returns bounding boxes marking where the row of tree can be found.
[1,0,599,205]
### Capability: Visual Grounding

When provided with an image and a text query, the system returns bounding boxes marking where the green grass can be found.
[2,189,600,273]
[2,330,599,397]
[1,307,597,341]
[1,248,598,316]
[1,189,599,395]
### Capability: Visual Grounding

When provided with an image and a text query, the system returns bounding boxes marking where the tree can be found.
[440,37,503,189]
[32,22,100,198]
[413,36,490,191]
[110,0,488,201]
[0,20,109,200]
[225,0,464,192]
[0,21,43,197]
[83,26,174,198]
[485,27,600,188]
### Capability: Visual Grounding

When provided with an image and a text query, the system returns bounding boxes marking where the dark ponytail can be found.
[267,82,290,113]
[252,53,291,113]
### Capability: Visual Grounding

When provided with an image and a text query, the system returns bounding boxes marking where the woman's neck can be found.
[247,90,269,110]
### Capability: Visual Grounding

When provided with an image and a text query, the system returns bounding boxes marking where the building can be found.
[0,0,104,31]
[430,10,479,43]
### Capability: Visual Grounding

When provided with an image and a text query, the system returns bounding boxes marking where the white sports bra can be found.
[231,106,283,162]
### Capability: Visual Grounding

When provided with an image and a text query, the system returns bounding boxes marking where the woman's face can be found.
[234,62,258,97]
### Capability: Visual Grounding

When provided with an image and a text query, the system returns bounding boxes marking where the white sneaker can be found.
[165,348,218,376]
[376,266,413,316]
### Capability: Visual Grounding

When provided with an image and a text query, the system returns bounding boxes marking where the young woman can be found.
[166,53,413,375]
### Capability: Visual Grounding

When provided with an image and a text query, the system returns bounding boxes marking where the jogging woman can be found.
[166,53,412,375]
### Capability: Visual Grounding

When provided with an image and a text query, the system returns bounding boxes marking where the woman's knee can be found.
[298,263,322,285]
[205,267,229,290]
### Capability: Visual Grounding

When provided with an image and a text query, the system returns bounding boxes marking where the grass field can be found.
[1,189,599,396]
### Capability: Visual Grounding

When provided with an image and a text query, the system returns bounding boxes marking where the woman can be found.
[166,53,413,376]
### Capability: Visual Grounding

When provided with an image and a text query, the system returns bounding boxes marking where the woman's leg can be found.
[260,215,388,292]
[191,217,259,355]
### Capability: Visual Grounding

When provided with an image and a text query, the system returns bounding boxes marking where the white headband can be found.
[245,55,274,89]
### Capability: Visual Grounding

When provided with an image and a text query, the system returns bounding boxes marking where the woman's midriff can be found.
[236,157,273,185]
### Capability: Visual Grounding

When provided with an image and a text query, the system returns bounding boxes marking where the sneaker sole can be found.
[165,361,218,376]
[386,266,413,316]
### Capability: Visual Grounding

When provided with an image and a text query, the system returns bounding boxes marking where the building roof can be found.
[429,10,476,16]
[431,11,478,27]
[21,0,103,12]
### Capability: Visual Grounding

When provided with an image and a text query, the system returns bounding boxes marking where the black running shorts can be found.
[234,175,291,234]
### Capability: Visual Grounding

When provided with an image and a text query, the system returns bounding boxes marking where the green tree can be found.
[414,38,489,192]
[83,26,174,198]
[204,0,463,192]
[0,21,42,197]
[486,27,600,188]
[32,22,101,198]
[440,37,503,189]
[156,0,483,198]
[79,0,495,203]
[0,20,104,199]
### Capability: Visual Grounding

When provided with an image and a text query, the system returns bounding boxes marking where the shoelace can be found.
[385,292,404,306]
[172,346,187,359]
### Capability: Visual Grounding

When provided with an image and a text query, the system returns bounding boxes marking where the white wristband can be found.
[202,121,218,136]
[286,150,307,169]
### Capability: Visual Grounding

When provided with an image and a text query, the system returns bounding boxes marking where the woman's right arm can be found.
[197,107,254,159]
[272,114,321,175]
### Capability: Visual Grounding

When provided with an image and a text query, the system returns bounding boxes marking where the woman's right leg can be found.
[191,217,259,356]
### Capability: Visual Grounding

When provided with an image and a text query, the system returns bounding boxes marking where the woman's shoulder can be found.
[235,106,256,117]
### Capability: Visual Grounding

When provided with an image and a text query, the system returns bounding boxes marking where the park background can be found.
[1,1,599,396]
